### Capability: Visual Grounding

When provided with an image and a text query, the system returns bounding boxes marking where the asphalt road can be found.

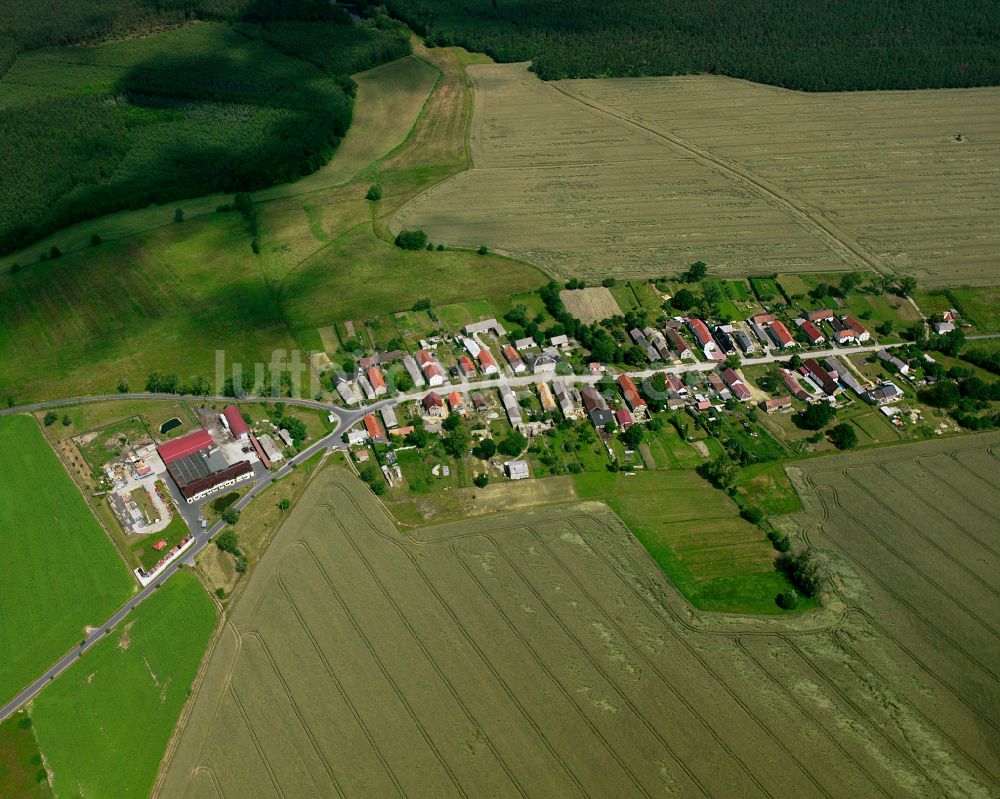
[0,340,921,721]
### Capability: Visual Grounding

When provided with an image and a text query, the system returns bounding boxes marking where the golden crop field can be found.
[559,286,622,323]
[559,76,1000,287]
[158,464,998,797]
[393,64,1000,286]
[393,63,845,282]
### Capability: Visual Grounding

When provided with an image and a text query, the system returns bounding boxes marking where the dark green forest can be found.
[381,0,1000,89]
[0,2,409,255]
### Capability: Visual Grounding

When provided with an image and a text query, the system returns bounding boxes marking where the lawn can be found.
[0,415,134,704]
[915,286,1000,332]
[574,470,802,614]
[32,571,216,799]
[130,503,189,572]
[733,463,802,517]
[749,277,781,302]
[0,711,50,799]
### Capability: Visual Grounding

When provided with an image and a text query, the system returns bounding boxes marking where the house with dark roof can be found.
[721,369,752,402]
[422,391,444,416]
[666,328,692,360]
[580,386,614,428]
[781,368,810,401]
[802,358,839,396]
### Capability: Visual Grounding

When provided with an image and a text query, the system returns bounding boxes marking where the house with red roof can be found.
[363,414,384,443]
[688,319,716,351]
[221,406,249,440]
[721,369,752,402]
[476,348,499,375]
[157,429,215,464]
[415,349,445,386]
[781,368,810,401]
[799,320,826,346]
[761,396,793,413]
[842,316,870,342]
[448,391,465,413]
[833,328,856,345]
[768,320,796,349]
[457,355,476,378]
[615,408,633,430]
[422,391,444,416]
[502,344,526,374]
[807,309,834,323]
[616,373,646,412]
[367,366,387,396]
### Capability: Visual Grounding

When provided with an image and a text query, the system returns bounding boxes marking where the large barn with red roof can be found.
[157,429,253,504]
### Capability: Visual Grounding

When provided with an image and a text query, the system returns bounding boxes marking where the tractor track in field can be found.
[545,81,891,277]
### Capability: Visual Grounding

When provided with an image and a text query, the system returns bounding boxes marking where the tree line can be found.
[381,0,1000,90]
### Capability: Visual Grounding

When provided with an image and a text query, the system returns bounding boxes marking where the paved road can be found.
[0,338,939,722]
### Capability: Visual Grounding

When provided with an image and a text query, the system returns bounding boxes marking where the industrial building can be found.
[158,429,253,504]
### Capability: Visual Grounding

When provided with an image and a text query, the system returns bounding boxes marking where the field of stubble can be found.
[157,456,999,798]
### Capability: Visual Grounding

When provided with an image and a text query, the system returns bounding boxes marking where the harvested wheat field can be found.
[560,287,622,324]
[158,462,999,798]
[558,76,1000,287]
[392,63,847,282]
[393,64,1000,286]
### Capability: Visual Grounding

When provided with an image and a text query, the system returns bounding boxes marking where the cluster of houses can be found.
[778,353,902,409]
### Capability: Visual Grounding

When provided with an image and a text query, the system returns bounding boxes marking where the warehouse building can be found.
[157,429,253,504]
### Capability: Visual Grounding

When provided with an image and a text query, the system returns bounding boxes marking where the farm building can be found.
[422,391,444,416]
[504,460,529,480]
[464,319,506,337]
[552,380,577,418]
[807,309,834,323]
[500,385,522,428]
[477,348,499,375]
[460,336,481,358]
[721,369,752,402]
[802,359,840,396]
[368,367,387,396]
[666,329,691,360]
[877,348,909,375]
[158,430,253,504]
[645,328,672,361]
[347,429,369,446]
[824,357,867,395]
[336,379,360,405]
[380,404,399,430]
[278,429,293,447]
[549,334,570,348]
[708,373,729,398]
[781,369,810,401]
[363,414,384,444]
[761,396,792,413]
[934,321,955,334]
[536,382,557,413]
[502,344,526,374]
[356,371,376,400]
[617,374,646,412]
[798,320,826,345]
[402,356,426,388]
[220,406,249,440]
[514,336,535,351]
[258,434,283,462]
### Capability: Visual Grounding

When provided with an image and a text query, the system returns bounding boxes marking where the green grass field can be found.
[32,571,216,799]
[914,286,1000,332]
[0,712,50,798]
[0,415,134,704]
[574,470,802,614]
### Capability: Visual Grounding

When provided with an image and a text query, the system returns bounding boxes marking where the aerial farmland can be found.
[158,465,999,798]
[393,63,1000,285]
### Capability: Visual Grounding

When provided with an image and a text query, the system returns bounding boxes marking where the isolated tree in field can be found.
[49,246,61,259]
[828,422,858,449]
[477,245,488,255]
[278,499,290,511]
[799,402,833,430]
[775,591,798,610]
[683,260,708,282]
[394,229,428,250]
[670,288,696,311]
[43,411,57,426]
[221,508,240,525]
[216,531,239,554]
[839,272,863,293]
[174,208,184,222]
[117,378,128,393]
[61,414,71,426]
[473,473,489,488]
[365,184,382,201]
[876,320,894,336]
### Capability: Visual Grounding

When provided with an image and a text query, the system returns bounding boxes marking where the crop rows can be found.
[160,459,1000,797]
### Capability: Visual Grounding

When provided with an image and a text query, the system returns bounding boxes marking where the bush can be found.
[775,550,822,598]
[477,244,488,255]
[740,506,764,525]
[775,591,798,610]
[61,414,70,426]
[221,508,240,525]
[473,473,489,487]
[473,438,496,459]
[174,207,184,222]
[215,587,225,599]
[394,229,428,250]
[497,430,527,456]
[799,402,833,430]
[43,411,57,426]
[365,184,382,201]
[216,530,239,554]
